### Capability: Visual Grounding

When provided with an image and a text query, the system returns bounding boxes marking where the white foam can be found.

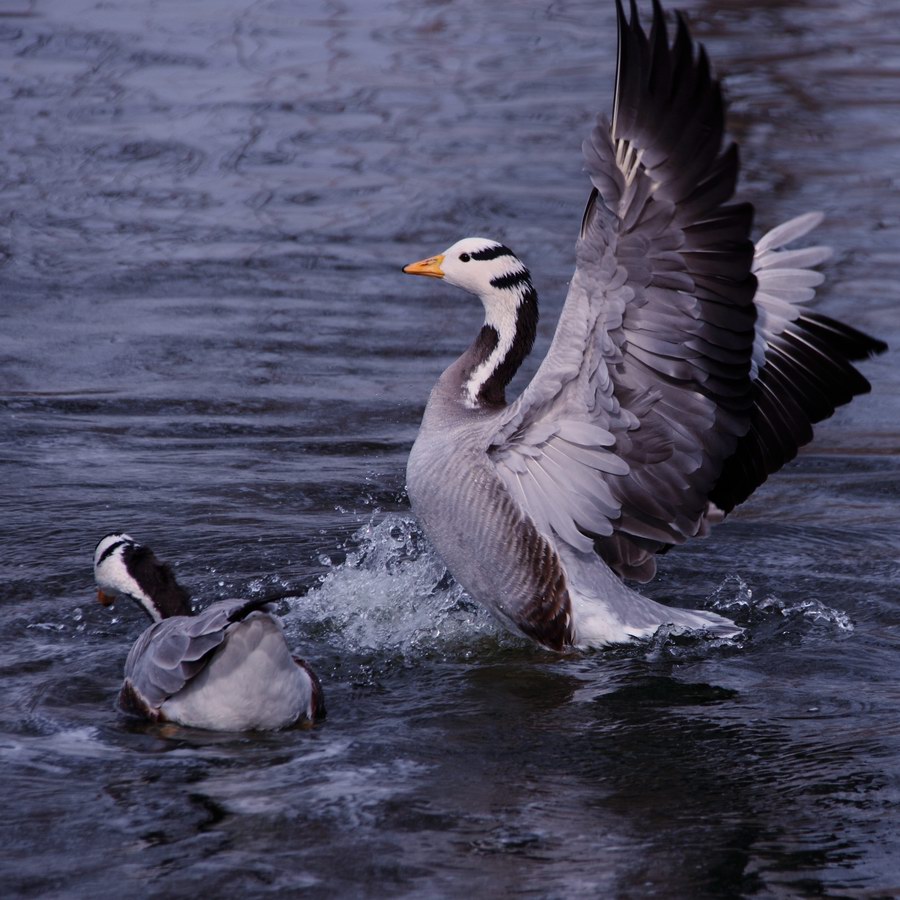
[285,514,510,658]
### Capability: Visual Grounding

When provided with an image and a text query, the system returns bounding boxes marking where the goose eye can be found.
[459,253,471,262]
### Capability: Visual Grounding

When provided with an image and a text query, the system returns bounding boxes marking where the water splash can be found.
[284,514,512,659]
[285,518,857,663]
[706,574,854,633]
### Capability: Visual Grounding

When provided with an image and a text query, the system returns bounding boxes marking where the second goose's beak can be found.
[97,588,116,607]
[402,254,445,278]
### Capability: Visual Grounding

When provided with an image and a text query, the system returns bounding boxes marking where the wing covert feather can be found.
[123,598,274,709]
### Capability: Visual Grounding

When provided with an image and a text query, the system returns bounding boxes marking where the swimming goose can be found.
[93,533,325,730]
[402,0,886,651]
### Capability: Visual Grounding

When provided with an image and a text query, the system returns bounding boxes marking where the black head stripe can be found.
[471,244,515,262]
[97,539,132,566]
[490,268,532,291]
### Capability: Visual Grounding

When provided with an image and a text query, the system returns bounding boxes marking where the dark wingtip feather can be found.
[580,186,600,240]
[226,594,281,623]
[800,312,888,360]
[710,312,886,513]
[615,0,627,31]
[629,0,640,26]
[222,587,306,622]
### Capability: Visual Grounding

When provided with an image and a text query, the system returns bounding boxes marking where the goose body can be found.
[93,534,325,730]
[402,1,886,651]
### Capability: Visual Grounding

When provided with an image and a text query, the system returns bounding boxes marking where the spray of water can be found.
[706,574,853,632]
[281,515,853,663]
[284,514,514,660]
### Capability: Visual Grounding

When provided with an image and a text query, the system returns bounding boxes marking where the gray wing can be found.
[123,598,274,709]
[489,0,884,583]
[490,0,757,581]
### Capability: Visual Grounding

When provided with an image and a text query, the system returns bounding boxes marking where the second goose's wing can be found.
[489,0,758,581]
[122,597,275,713]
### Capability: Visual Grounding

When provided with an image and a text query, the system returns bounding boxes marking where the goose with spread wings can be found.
[401,0,886,651]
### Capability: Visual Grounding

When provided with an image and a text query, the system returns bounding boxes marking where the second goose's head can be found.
[93,533,193,622]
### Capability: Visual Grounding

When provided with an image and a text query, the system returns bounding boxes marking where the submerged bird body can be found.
[402,1,885,651]
[94,534,324,730]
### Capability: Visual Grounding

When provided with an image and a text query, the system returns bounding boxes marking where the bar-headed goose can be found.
[94,533,325,730]
[402,0,886,651]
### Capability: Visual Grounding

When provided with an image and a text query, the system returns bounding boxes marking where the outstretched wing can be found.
[123,597,275,710]
[489,0,884,583]
[490,0,758,581]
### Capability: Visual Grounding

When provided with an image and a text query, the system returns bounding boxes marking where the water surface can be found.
[2,0,899,896]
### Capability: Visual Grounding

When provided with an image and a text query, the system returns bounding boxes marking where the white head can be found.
[94,533,142,601]
[93,532,192,622]
[402,237,538,408]
[403,237,532,300]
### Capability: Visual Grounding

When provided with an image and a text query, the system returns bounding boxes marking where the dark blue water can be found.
[2,0,899,896]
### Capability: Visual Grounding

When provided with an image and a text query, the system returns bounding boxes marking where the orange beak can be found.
[97,588,116,607]
[402,254,445,278]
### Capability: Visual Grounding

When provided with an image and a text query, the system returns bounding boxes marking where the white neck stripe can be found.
[463,283,529,408]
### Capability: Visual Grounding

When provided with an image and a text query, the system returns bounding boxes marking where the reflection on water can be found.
[2,0,899,896]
